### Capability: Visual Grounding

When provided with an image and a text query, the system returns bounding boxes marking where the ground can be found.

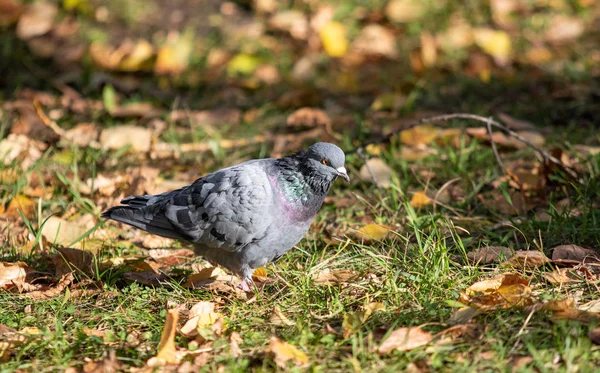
[1,0,600,372]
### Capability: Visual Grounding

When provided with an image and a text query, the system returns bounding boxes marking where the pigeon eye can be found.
[321,159,329,165]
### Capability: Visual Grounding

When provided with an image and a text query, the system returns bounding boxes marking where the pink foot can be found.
[238,279,252,292]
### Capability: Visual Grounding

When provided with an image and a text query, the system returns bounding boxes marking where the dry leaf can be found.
[0,262,35,291]
[180,301,224,339]
[0,325,42,362]
[0,0,23,27]
[400,124,440,146]
[312,268,356,284]
[467,246,515,264]
[147,248,194,266]
[267,336,309,368]
[41,216,95,249]
[359,158,393,188]
[16,1,57,40]
[155,30,194,75]
[385,0,426,23]
[319,22,348,57]
[544,268,577,285]
[355,223,390,241]
[551,245,600,263]
[270,306,296,326]
[100,125,153,152]
[473,28,512,65]
[252,267,268,283]
[268,10,308,40]
[52,247,95,277]
[589,328,600,345]
[82,350,121,373]
[461,273,532,310]
[286,108,330,130]
[378,326,433,354]
[544,15,584,44]
[229,332,243,357]
[155,307,181,365]
[448,307,482,325]
[64,123,101,148]
[352,24,397,59]
[420,32,437,68]
[507,250,550,269]
[0,134,46,169]
[342,302,385,338]
[410,191,432,208]
[538,298,598,323]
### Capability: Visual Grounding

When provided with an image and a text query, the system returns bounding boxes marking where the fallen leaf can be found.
[155,30,194,75]
[227,53,261,76]
[16,1,57,40]
[99,125,153,152]
[467,246,515,264]
[155,307,181,365]
[551,245,600,263]
[229,332,243,357]
[108,102,162,118]
[270,306,296,326]
[355,223,390,241]
[342,302,385,338]
[447,306,482,325]
[82,350,121,373]
[410,191,432,208]
[478,190,532,216]
[507,250,550,269]
[252,267,269,283]
[286,108,330,130]
[2,194,35,219]
[147,248,194,266]
[0,0,23,27]
[267,336,309,368]
[41,216,95,249]
[312,268,356,284]
[544,15,584,44]
[400,124,440,146]
[352,24,397,59]
[63,123,101,148]
[0,324,42,362]
[589,328,600,345]
[180,301,225,340]
[578,299,600,313]
[370,92,406,111]
[51,247,95,277]
[378,326,433,354]
[544,268,578,285]
[385,0,426,23]
[538,298,598,323]
[268,10,308,40]
[497,113,537,131]
[359,158,393,188]
[420,32,437,68]
[319,22,348,57]
[473,28,512,65]
[0,262,35,291]
[461,273,532,310]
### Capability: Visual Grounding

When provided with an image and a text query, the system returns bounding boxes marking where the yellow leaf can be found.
[378,326,433,354]
[227,54,260,76]
[473,28,512,65]
[370,92,406,111]
[155,29,194,75]
[180,301,225,339]
[252,267,268,282]
[410,191,432,208]
[356,223,390,241]
[155,307,180,364]
[267,336,309,368]
[400,124,440,146]
[312,268,356,284]
[119,39,155,71]
[270,306,296,326]
[319,22,348,57]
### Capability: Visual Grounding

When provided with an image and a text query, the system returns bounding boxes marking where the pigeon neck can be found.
[274,153,332,217]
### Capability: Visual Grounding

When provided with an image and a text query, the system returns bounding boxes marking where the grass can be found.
[2,112,600,371]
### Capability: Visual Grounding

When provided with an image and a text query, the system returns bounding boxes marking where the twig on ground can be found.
[486,116,507,175]
[348,113,578,180]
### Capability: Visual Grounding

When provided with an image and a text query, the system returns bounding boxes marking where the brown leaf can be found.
[400,124,440,146]
[180,301,224,339]
[170,108,242,127]
[10,100,60,144]
[352,24,398,59]
[436,323,483,340]
[286,108,331,130]
[497,113,537,131]
[52,247,95,277]
[0,325,42,362]
[544,15,584,44]
[589,328,600,345]
[507,250,550,269]
[385,0,426,23]
[147,249,194,266]
[155,31,194,75]
[100,125,153,152]
[16,2,57,40]
[360,158,393,188]
[551,245,600,263]
[268,10,308,40]
[342,302,385,338]
[467,246,515,264]
[122,271,167,286]
[478,190,533,216]
[2,194,35,219]
[270,306,296,326]
[378,326,433,354]
[538,298,598,323]
[229,332,243,357]
[41,216,95,249]
[108,102,162,119]
[461,274,532,310]
[448,306,482,325]
[544,268,577,285]
[64,123,101,148]
[0,262,35,291]
[82,350,121,373]
[312,268,356,285]
[267,336,309,368]
[154,307,181,365]
[0,0,23,27]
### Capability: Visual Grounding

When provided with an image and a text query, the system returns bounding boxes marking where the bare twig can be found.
[486,116,507,175]
[348,113,578,180]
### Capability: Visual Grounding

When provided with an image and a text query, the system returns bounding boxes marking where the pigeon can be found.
[102,142,348,290]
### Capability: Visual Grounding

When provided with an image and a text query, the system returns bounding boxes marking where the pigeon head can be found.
[302,142,349,182]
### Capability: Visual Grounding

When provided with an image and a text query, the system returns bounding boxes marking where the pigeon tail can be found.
[102,195,188,240]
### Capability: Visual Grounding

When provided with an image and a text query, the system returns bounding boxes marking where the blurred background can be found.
[1,0,598,136]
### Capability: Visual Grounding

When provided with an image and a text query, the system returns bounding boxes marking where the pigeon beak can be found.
[336,167,350,182]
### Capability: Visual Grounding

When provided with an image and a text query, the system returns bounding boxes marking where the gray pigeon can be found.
[102,142,348,290]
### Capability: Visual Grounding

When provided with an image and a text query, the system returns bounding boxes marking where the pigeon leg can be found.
[238,278,253,292]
